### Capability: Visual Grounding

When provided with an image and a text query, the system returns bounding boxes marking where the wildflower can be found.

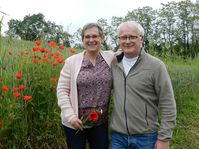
[32,59,39,63]
[76,109,101,134]
[2,85,9,92]
[57,58,65,63]
[15,73,22,79]
[0,121,4,125]
[23,96,32,101]
[20,51,28,55]
[19,84,25,90]
[59,45,65,50]
[54,52,61,58]
[39,48,46,53]
[49,41,56,47]
[32,47,39,52]
[14,92,21,98]
[42,57,49,62]
[35,40,41,46]
[89,111,99,121]
[50,78,57,83]
[69,49,75,54]
[13,87,19,92]
[51,61,57,66]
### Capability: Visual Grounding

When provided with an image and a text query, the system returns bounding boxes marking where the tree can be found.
[6,13,71,46]
[176,0,198,57]
[158,2,177,54]
[43,21,71,47]
[71,28,83,49]
[110,16,124,50]
[97,18,113,50]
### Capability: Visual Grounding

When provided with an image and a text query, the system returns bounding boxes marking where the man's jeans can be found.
[111,131,157,149]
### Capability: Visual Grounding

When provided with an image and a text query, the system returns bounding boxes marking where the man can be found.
[110,21,176,149]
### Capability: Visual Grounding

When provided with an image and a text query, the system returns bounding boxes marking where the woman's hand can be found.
[70,117,83,130]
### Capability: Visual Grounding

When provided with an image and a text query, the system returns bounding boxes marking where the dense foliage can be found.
[6,13,71,47]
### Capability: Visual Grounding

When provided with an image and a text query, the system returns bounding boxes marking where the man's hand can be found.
[154,140,169,149]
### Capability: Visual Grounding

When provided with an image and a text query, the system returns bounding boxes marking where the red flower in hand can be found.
[89,111,99,121]
[76,109,101,134]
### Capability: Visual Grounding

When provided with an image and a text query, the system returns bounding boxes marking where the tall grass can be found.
[166,56,199,149]
[0,37,199,148]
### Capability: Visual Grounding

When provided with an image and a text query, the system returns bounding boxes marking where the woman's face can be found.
[82,27,104,52]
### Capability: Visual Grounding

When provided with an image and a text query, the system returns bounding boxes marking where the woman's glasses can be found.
[84,35,100,40]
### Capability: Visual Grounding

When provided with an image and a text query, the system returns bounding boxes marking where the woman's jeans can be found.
[63,123,109,149]
[111,131,157,149]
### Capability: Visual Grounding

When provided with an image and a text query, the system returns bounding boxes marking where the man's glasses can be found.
[118,35,139,41]
[84,35,100,40]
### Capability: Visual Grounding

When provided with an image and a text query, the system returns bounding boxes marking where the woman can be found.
[57,23,114,149]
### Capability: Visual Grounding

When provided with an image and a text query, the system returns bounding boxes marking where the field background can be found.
[0,37,199,149]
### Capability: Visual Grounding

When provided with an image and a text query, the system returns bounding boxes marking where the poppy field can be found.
[0,37,76,148]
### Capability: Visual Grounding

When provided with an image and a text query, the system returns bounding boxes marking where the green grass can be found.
[167,56,199,149]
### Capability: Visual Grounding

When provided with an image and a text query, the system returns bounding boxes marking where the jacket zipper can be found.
[123,74,130,135]
[145,104,149,126]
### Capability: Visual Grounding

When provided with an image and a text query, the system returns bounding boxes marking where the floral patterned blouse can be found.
[77,54,112,127]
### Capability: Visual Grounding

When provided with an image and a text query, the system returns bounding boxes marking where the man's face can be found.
[118,25,144,58]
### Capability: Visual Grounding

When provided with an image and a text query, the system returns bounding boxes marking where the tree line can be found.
[4,0,199,58]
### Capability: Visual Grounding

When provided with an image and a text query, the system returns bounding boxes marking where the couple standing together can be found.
[56,21,176,149]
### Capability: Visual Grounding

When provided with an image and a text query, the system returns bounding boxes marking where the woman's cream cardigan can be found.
[57,50,114,129]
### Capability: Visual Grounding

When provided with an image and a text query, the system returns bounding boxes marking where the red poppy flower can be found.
[14,92,21,98]
[32,59,39,63]
[35,40,41,46]
[2,85,9,92]
[23,96,32,101]
[39,47,44,53]
[19,84,25,90]
[69,49,75,54]
[32,47,39,52]
[15,73,22,79]
[59,45,65,50]
[89,111,99,121]
[51,61,57,66]
[13,87,19,92]
[57,58,65,63]
[20,51,29,55]
[50,78,57,83]
[0,121,4,125]
[42,57,49,62]
[49,41,56,47]
[54,51,60,57]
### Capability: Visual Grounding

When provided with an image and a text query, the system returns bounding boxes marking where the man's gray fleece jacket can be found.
[110,49,176,141]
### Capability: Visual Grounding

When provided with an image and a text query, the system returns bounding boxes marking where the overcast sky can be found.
[0,0,194,34]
